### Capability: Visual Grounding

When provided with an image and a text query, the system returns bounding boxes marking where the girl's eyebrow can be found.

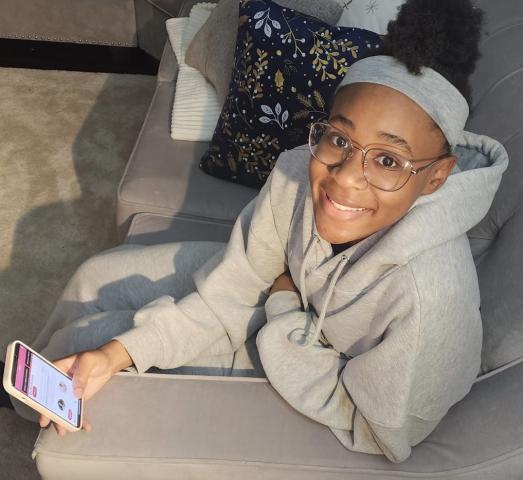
[329,113,355,129]
[329,113,413,155]
[377,131,413,156]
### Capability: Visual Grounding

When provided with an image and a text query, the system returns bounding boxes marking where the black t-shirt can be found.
[331,242,352,256]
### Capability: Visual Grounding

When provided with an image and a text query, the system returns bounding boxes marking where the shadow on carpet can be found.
[0,67,156,479]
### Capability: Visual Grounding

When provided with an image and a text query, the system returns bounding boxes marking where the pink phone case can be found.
[3,340,83,431]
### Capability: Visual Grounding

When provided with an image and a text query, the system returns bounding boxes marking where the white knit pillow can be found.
[336,0,404,34]
[166,3,221,142]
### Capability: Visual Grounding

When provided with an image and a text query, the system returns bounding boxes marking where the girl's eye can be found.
[329,134,349,149]
[375,154,401,169]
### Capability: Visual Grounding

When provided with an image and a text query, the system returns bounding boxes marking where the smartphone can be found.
[3,340,83,431]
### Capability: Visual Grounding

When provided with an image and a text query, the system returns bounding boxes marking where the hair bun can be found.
[385,0,483,79]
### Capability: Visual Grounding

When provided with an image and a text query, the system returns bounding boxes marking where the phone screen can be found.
[12,343,81,428]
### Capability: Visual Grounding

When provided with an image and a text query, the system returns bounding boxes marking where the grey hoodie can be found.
[115,130,508,462]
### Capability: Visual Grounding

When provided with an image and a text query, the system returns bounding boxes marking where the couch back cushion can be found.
[465,0,523,373]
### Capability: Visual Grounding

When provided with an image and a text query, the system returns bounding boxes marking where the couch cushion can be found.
[125,212,233,245]
[464,0,523,372]
[116,81,257,237]
[33,363,523,479]
[477,205,523,372]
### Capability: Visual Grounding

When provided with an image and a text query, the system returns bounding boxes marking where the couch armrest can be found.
[33,361,523,479]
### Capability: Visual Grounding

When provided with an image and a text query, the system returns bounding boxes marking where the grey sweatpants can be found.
[14,241,264,421]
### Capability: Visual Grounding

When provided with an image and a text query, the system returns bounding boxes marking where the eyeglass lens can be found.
[309,123,412,191]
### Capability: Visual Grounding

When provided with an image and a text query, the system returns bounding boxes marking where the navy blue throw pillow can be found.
[199,0,382,189]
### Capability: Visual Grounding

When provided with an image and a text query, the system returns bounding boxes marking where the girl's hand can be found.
[39,340,132,437]
[270,271,298,295]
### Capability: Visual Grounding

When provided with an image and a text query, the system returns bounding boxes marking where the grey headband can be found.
[336,55,469,149]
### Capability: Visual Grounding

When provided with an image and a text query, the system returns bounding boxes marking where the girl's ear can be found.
[421,156,457,195]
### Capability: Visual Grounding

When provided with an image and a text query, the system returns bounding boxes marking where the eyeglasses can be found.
[308,122,450,192]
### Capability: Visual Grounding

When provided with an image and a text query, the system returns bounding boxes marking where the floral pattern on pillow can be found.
[199,0,382,188]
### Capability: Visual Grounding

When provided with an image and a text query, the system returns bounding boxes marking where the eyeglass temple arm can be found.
[410,153,452,175]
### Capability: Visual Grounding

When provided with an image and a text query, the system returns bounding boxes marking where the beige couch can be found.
[32,0,523,477]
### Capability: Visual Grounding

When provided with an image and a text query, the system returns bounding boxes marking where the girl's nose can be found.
[332,148,369,190]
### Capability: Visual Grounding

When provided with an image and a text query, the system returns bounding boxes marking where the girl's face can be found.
[309,83,456,245]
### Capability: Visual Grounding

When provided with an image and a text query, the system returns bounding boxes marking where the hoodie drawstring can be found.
[301,254,349,348]
[298,235,319,312]
[294,235,350,348]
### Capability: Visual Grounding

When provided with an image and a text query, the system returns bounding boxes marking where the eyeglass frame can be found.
[308,121,452,192]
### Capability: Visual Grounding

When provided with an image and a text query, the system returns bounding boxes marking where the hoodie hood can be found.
[381,130,509,265]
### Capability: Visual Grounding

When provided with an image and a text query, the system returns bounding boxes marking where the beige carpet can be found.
[0,67,156,479]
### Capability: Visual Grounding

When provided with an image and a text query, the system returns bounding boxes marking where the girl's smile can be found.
[320,190,373,220]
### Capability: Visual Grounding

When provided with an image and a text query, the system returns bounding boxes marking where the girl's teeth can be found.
[330,198,366,212]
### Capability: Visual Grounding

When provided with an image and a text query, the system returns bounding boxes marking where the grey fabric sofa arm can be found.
[33,362,523,479]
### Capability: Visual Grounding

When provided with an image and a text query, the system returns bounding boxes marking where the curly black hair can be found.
[381,0,484,106]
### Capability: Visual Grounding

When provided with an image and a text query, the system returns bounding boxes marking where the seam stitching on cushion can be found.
[475,355,523,383]
[130,211,236,227]
[480,21,523,48]
[125,208,237,227]
[114,370,268,382]
[502,127,523,145]
[498,204,523,230]
[143,0,175,16]
[33,446,523,477]
[472,65,523,111]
